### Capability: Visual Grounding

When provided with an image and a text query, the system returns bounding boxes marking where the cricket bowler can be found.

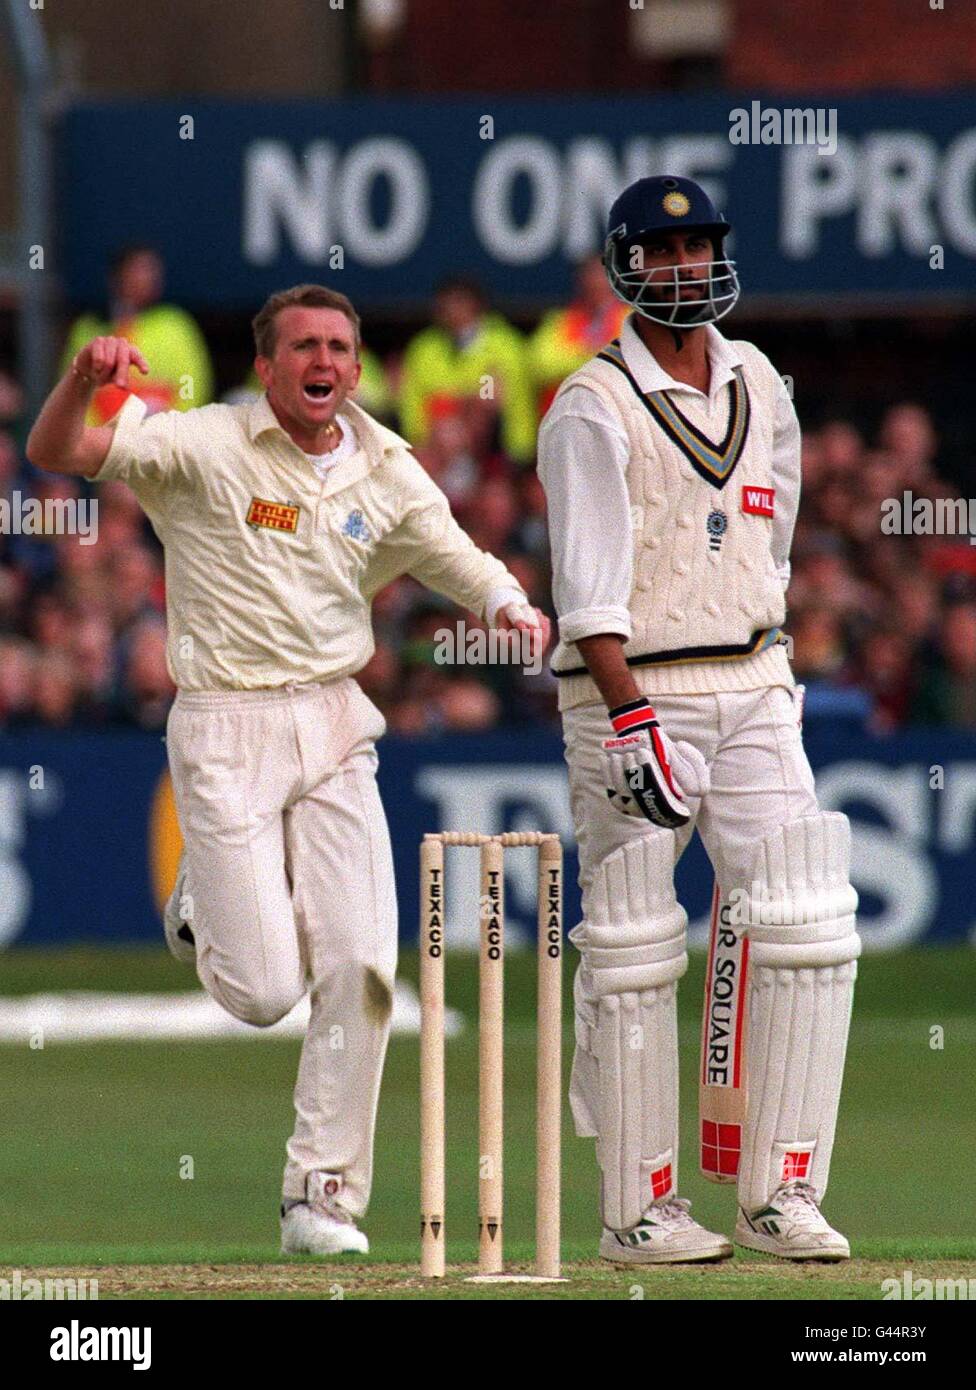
[28,283,547,1256]
[537,176,860,1263]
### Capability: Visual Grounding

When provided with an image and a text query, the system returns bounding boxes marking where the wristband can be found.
[608,696,657,735]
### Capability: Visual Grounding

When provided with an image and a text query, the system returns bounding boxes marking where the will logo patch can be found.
[246,497,300,534]
[741,485,775,517]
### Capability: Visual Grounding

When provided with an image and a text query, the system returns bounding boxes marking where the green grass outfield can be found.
[0,945,974,1300]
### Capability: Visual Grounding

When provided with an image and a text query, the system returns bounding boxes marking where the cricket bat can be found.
[699,880,749,1183]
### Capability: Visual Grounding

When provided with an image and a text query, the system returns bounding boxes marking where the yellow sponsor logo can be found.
[246,497,300,534]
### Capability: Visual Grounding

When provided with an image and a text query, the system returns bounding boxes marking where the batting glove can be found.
[602,697,710,829]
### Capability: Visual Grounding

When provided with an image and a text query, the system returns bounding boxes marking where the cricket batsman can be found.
[28,284,547,1256]
[538,177,860,1263]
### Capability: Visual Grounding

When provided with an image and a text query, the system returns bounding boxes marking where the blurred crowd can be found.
[1,245,974,735]
[789,407,976,732]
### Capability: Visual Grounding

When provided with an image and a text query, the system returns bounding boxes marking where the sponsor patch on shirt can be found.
[741,485,775,517]
[246,497,300,534]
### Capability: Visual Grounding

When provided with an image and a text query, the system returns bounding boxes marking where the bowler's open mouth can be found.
[303,382,334,402]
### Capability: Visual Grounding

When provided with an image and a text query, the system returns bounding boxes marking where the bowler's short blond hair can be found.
[252,285,361,359]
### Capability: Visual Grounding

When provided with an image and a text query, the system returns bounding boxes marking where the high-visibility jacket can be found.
[399,313,536,463]
[528,301,630,416]
[61,304,215,426]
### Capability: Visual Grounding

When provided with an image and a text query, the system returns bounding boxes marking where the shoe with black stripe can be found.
[735,1181,850,1261]
[600,1197,733,1265]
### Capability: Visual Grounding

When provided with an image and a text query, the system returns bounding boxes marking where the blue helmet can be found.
[603,175,739,328]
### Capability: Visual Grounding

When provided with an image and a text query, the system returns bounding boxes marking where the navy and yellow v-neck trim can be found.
[596,338,751,490]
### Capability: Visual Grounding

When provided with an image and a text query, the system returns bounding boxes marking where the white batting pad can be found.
[583,833,688,995]
[593,986,679,1230]
[737,814,861,1212]
[569,834,687,1230]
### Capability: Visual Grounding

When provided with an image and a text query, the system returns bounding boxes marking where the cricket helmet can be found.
[603,175,739,328]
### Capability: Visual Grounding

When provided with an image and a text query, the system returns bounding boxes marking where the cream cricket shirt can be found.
[538,320,799,708]
[94,392,525,691]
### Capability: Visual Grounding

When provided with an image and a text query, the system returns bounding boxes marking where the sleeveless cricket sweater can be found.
[550,337,794,710]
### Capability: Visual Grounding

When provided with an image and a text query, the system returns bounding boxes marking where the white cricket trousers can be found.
[563,685,817,900]
[165,676,398,1214]
[562,685,819,1175]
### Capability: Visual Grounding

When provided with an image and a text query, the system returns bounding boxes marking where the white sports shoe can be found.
[735,1181,850,1261]
[163,854,195,965]
[280,1172,369,1257]
[600,1197,733,1265]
